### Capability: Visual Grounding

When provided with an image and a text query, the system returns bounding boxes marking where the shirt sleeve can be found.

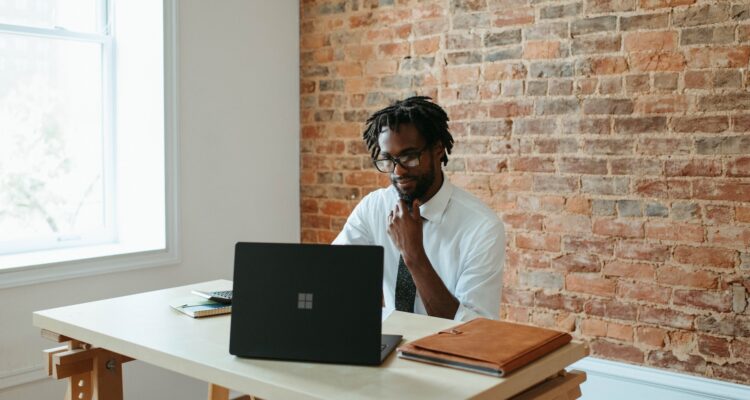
[332,193,375,245]
[452,220,505,321]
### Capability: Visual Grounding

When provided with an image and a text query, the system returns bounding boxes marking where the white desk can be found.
[33,280,587,400]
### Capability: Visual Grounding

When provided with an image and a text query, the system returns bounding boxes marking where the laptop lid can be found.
[229,242,386,365]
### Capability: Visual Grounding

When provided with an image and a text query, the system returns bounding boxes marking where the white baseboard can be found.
[0,365,46,391]
[571,357,750,400]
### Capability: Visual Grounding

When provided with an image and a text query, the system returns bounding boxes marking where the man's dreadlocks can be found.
[362,96,454,166]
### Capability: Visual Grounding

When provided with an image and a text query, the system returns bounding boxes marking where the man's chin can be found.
[393,185,415,201]
[395,187,431,207]
[394,186,411,198]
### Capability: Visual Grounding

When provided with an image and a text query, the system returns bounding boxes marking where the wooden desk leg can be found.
[207,384,259,400]
[68,372,92,400]
[42,330,133,400]
[91,350,128,400]
[208,384,229,400]
[510,370,587,400]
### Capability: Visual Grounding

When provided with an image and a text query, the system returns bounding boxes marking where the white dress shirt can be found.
[333,178,505,321]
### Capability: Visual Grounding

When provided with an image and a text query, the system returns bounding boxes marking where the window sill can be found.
[0,243,180,289]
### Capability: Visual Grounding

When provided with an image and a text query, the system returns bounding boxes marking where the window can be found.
[0,0,179,287]
[0,0,114,255]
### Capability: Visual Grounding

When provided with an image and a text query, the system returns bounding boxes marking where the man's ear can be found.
[432,142,445,163]
[432,142,444,157]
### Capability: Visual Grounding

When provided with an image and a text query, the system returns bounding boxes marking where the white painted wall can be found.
[0,1,300,399]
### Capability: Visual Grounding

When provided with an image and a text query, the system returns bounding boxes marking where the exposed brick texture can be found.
[300,0,750,384]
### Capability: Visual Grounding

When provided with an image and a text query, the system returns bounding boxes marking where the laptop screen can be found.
[229,242,386,365]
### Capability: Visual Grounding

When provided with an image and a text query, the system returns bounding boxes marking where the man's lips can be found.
[395,177,415,184]
[395,178,416,189]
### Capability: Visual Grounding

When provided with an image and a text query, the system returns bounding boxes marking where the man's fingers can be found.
[396,200,406,217]
[387,210,395,235]
[386,224,398,248]
[412,200,421,219]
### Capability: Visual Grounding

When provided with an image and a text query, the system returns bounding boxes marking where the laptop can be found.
[229,242,402,365]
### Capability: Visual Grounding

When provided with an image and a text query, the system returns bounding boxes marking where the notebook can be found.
[398,318,572,377]
[169,297,232,318]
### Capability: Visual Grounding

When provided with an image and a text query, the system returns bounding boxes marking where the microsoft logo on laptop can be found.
[297,293,313,310]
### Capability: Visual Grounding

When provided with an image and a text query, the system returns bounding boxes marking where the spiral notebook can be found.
[169,297,232,318]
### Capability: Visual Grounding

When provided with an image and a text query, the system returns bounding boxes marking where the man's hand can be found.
[388,200,459,318]
[387,198,460,319]
[387,199,426,265]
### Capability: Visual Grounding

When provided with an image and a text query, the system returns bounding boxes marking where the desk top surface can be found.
[33,280,587,400]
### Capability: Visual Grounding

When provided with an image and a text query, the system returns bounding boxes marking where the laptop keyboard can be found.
[212,290,233,299]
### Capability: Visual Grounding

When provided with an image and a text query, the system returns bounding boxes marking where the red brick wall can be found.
[299,0,750,383]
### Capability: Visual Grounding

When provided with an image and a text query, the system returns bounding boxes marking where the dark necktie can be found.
[395,255,416,312]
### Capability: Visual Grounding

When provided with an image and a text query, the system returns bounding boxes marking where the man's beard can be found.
[391,167,435,205]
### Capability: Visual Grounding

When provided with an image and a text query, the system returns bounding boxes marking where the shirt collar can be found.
[419,176,453,223]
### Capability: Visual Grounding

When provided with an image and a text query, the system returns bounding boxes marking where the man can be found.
[333,96,505,321]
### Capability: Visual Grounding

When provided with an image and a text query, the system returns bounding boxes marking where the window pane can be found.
[0,0,102,33]
[0,33,106,251]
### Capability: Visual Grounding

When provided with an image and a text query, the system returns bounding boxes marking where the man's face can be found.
[377,123,443,203]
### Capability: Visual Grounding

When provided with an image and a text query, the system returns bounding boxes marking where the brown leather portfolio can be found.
[397,318,572,377]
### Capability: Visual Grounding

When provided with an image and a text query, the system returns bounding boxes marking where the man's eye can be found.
[398,153,419,161]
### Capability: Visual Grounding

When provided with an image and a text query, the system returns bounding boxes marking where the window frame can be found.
[0,1,117,257]
[0,0,180,288]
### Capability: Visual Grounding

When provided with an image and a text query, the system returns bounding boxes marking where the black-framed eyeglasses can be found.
[373,145,430,173]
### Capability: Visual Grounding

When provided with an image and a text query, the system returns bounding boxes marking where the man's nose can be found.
[393,162,408,177]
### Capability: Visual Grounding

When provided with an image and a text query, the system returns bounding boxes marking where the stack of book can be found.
[398,318,572,377]
[169,297,231,318]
